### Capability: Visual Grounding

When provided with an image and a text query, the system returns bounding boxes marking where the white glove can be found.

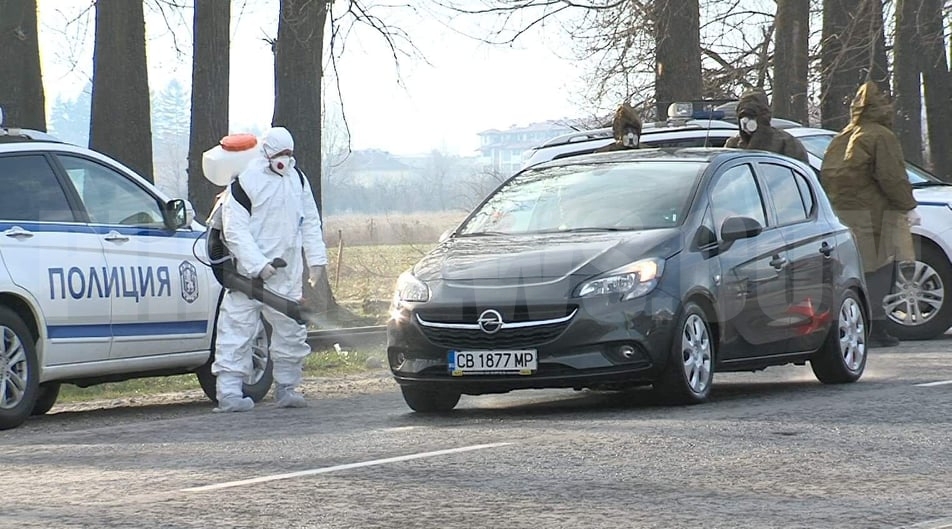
[308,265,326,288]
[258,264,277,280]
[907,210,922,226]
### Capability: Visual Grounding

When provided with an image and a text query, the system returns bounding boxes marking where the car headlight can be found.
[393,270,429,303]
[576,258,664,301]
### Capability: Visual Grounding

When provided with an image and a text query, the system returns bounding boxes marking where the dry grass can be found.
[322,211,466,247]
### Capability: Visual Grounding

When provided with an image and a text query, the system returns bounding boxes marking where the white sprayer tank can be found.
[202,133,259,186]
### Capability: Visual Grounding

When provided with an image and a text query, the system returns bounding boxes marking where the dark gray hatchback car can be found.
[387,148,870,412]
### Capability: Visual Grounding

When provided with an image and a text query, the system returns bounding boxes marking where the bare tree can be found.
[920,0,952,180]
[773,0,809,124]
[893,0,923,165]
[654,0,702,118]
[820,0,889,131]
[0,0,45,130]
[90,0,154,182]
[187,0,231,219]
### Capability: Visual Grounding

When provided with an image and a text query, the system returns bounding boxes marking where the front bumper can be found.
[387,290,681,395]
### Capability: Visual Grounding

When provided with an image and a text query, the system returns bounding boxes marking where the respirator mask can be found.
[266,149,295,176]
[621,127,640,148]
[739,116,758,134]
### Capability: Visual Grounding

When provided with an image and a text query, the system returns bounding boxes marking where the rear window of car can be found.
[798,133,941,186]
[459,161,705,234]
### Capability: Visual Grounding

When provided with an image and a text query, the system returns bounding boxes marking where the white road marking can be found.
[895,516,952,529]
[914,380,952,387]
[180,442,513,493]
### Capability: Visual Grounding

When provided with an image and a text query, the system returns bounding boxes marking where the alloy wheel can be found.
[0,326,29,410]
[885,260,944,327]
[838,297,866,371]
[681,314,712,393]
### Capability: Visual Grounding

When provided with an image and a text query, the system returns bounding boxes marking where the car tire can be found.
[811,289,868,384]
[400,386,461,413]
[0,307,40,431]
[197,298,274,404]
[653,301,714,405]
[31,382,61,416]
[883,244,952,341]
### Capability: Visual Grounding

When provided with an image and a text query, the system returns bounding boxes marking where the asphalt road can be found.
[2,336,951,529]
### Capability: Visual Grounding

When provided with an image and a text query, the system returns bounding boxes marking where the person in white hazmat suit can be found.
[212,126,328,412]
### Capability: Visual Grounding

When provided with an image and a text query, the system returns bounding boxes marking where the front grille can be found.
[418,321,570,350]
[417,304,576,324]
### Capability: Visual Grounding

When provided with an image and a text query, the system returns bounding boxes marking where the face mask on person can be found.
[622,127,640,148]
[267,151,295,176]
[739,116,758,134]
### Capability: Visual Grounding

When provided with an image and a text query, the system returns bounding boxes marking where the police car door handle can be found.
[104,230,130,242]
[3,226,33,239]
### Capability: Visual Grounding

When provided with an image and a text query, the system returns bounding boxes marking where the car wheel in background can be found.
[31,382,61,416]
[0,307,40,430]
[884,244,952,341]
[653,301,714,405]
[812,289,867,384]
[400,385,461,412]
[197,317,274,404]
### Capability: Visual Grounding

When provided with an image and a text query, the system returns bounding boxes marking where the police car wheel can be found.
[0,307,40,430]
[31,383,61,416]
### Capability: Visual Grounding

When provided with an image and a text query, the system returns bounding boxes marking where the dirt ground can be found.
[51,369,398,414]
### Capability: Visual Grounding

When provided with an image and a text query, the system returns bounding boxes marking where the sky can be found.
[36,1,586,157]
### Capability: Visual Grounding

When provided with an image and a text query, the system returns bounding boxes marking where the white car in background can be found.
[522,114,952,341]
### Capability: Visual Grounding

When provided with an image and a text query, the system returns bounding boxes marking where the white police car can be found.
[522,103,952,341]
[0,115,271,430]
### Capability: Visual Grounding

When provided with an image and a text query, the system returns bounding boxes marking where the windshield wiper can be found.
[457,230,509,237]
[536,227,635,233]
[912,181,949,188]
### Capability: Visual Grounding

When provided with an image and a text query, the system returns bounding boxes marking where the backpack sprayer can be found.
[194,134,311,325]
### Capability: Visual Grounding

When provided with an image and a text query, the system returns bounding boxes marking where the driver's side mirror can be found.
[720,216,763,242]
[163,199,189,230]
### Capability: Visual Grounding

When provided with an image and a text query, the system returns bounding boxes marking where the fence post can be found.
[335,229,343,290]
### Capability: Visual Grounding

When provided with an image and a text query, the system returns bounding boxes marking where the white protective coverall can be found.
[211,127,328,411]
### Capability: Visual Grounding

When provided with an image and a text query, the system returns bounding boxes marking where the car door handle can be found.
[769,255,788,270]
[104,230,130,242]
[3,226,34,239]
[819,242,834,257]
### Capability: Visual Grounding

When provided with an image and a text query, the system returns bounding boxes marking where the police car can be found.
[0,113,272,430]
[522,103,952,341]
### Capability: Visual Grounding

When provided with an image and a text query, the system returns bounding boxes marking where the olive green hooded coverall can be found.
[724,90,809,163]
[819,81,917,325]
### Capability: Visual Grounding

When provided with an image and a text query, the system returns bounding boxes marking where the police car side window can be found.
[56,155,165,228]
[0,155,74,222]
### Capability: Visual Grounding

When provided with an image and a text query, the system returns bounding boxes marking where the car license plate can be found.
[448,350,537,376]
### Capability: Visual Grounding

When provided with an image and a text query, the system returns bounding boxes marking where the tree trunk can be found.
[273,0,353,324]
[893,0,923,165]
[653,0,701,120]
[0,0,45,130]
[89,0,153,182]
[773,0,809,124]
[187,0,230,220]
[820,0,889,131]
[920,0,952,181]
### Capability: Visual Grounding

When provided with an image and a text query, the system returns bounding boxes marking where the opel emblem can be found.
[477,309,504,334]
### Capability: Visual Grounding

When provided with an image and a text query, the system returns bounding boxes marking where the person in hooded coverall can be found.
[820,81,919,348]
[725,90,809,163]
[211,126,328,412]
[596,102,643,153]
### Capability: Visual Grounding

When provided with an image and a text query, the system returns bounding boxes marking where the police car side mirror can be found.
[163,199,188,230]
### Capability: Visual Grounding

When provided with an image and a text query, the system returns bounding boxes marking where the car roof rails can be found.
[0,106,62,143]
